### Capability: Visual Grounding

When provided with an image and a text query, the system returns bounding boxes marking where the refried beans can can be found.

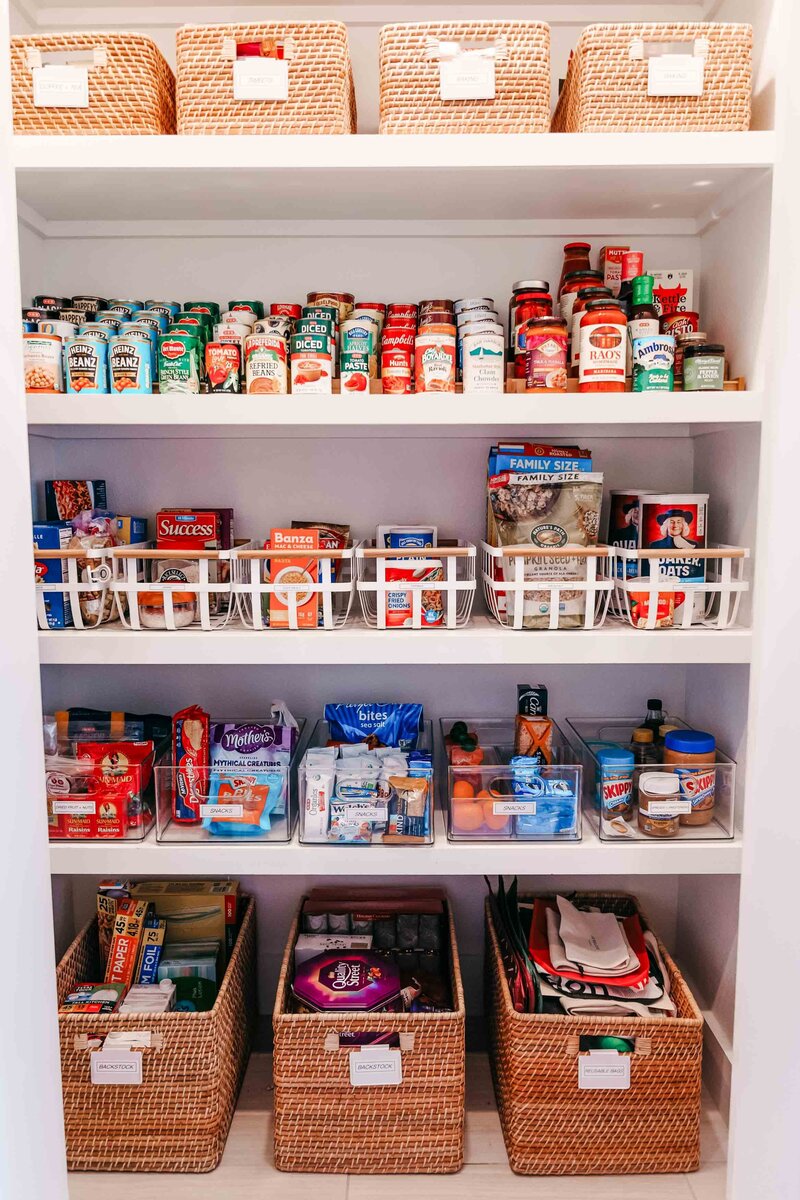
[245,333,288,394]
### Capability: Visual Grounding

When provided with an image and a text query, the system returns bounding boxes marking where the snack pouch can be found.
[510,756,578,837]
[324,702,423,751]
[204,721,293,832]
[203,770,284,837]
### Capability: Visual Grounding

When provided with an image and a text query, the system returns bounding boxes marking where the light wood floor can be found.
[68,1053,727,1199]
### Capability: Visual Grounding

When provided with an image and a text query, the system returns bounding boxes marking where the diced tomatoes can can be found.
[245,333,288,395]
[290,333,333,393]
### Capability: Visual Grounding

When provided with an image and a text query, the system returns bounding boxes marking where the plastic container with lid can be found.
[570,286,612,372]
[663,729,716,826]
[637,773,683,838]
[524,316,568,391]
[595,744,635,822]
[683,344,726,391]
[138,591,197,630]
[578,299,627,392]
[557,242,592,297]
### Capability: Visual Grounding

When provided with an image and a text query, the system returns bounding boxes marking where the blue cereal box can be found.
[34,520,73,629]
[115,516,148,545]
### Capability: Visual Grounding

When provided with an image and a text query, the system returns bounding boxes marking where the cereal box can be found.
[33,520,73,629]
[269,528,320,629]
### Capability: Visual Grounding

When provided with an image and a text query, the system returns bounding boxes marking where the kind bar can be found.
[172,705,209,823]
[385,776,429,843]
[45,479,107,522]
[104,899,150,986]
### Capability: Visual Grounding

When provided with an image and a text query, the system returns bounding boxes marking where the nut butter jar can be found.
[637,773,683,838]
[663,729,716,826]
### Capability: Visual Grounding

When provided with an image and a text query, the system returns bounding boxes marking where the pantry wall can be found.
[5,0,800,1197]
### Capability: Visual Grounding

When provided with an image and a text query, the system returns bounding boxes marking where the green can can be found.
[229,300,265,320]
[340,350,371,392]
[302,305,338,326]
[174,312,214,343]
[158,332,201,394]
[184,301,221,322]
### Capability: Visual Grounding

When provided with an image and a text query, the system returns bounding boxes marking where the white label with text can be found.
[199,803,244,819]
[91,1049,143,1086]
[492,801,536,816]
[233,58,289,101]
[33,65,89,107]
[349,1048,403,1087]
[439,57,495,101]
[578,1051,631,1090]
[648,54,704,96]
[52,799,96,815]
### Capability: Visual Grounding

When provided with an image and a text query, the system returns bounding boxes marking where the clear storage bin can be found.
[113,541,251,631]
[154,717,306,844]
[482,544,613,631]
[608,545,749,630]
[440,718,581,842]
[566,715,735,841]
[234,543,357,631]
[356,542,476,630]
[298,719,435,845]
[46,738,157,841]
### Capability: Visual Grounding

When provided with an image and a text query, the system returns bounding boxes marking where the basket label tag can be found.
[349,1047,403,1087]
[492,801,536,816]
[52,799,95,815]
[233,58,289,101]
[648,54,704,96]
[33,64,89,108]
[578,1051,630,1090]
[199,803,244,819]
[90,1048,143,1086]
[439,57,495,101]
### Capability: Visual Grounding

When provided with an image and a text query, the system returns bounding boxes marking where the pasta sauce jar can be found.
[578,299,627,392]
[511,285,552,378]
[663,729,716,827]
[524,316,568,391]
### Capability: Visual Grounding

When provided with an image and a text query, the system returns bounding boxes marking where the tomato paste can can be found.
[65,336,108,394]
[245,332,288,394]
[206,342,242,393]
[340,350,371,393]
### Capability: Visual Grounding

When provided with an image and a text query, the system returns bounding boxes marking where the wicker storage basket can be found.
[273,902,466,1173]
[11,33,175,134]
[379,21,550,134]
[56,896,256,1173]
[176,23,355,134]
[486,893,703,1175]
[552,23,752,133]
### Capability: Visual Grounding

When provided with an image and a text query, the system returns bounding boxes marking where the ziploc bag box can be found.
[129,880,239,968]
[34,520,73,628]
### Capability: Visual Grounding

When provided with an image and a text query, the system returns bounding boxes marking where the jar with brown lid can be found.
[663,729,716,826]
[637,773,683,838]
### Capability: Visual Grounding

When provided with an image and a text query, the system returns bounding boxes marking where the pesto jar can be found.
[683,343,726,391]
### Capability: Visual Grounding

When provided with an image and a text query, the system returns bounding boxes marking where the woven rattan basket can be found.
[486,892,703,1176]
[552,23,752,133]
[273,902,466,1173]
[11,33,175,134]
[56,896,256,1172]
[176,23,355,134]
[379,21,550,134]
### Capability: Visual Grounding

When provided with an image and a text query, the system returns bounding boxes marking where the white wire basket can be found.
[356,542,476,630]
[233,542,357,631]
[113,541,249,632]
[608,544,749,630]
[34,543,124,631]
[481,543,613,631]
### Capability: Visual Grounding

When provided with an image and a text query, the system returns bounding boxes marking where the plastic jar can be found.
[683,343,726,391]
[637,773,683,838]
[578,299,627,392]
[663,729,716,826]
[524,316,568,391]
[570,286,612,373]
[138,591,197,630]
[596,745,635,822]
[511,286,552,378]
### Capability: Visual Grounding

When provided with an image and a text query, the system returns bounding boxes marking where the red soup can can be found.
[661,311,700,338]
[270,303,302,320]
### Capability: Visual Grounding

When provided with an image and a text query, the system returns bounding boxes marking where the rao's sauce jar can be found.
[578,299,627,393]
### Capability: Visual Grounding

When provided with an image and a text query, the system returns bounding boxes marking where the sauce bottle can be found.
[627,275,660,376]
[641,698,666,738]
[617,251,645,318]
[558,243,592,298]
[570,285,612,376]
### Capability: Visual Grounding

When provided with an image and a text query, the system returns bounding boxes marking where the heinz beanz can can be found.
[65,337,108,394]
[109,333,153,393]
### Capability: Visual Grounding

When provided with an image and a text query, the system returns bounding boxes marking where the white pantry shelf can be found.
[38,617,753,665]
[26,390,763,440]
[14,132,775,228]
[48,816,742,876]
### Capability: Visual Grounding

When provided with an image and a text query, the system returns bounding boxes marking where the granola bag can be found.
[487,472,603,628]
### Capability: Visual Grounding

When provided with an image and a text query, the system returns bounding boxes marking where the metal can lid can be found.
[512,280,549,293]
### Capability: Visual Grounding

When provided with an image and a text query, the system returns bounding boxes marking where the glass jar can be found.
[524,316,568,391]
[637,773,682,838]
[683,343,726,391]
[674,332,707,385]
[663,729,716,826]
[578,299,627,393]
[511,286,552,378]
[557,242,592,298]
[138,591,197,630]
[559,269,604,328]
[570,286,612,374]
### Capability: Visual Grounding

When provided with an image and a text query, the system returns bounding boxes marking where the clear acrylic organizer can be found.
[234,542,357,631]
[298,719,435,845]
[356,543,476,630]
[481,543,613,631]
[154,717,307,844]
[607,545,749,630]
[440,718,582,841]
[46,738,157,841]
[566,715,736,842]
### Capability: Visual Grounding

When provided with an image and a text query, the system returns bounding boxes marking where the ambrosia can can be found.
[65,337,108,394]
[245,332,288,394]
[632,335,675,392]
[206,343,241,393]
[109,333,153,393]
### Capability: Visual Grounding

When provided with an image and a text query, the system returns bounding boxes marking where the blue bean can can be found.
[65,336,109,394]
[108,333,153,394]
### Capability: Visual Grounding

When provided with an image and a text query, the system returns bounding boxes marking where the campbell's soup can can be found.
[387,303,418,322]
[245,333,288,394]
[307,292,355,322]
[270,302,302,320]
[229,300,265,320]
[419,299,454,313]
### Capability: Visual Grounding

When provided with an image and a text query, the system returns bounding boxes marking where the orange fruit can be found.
[452,801,485,833]
[452,780,475,800]
[481,801,511,833]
